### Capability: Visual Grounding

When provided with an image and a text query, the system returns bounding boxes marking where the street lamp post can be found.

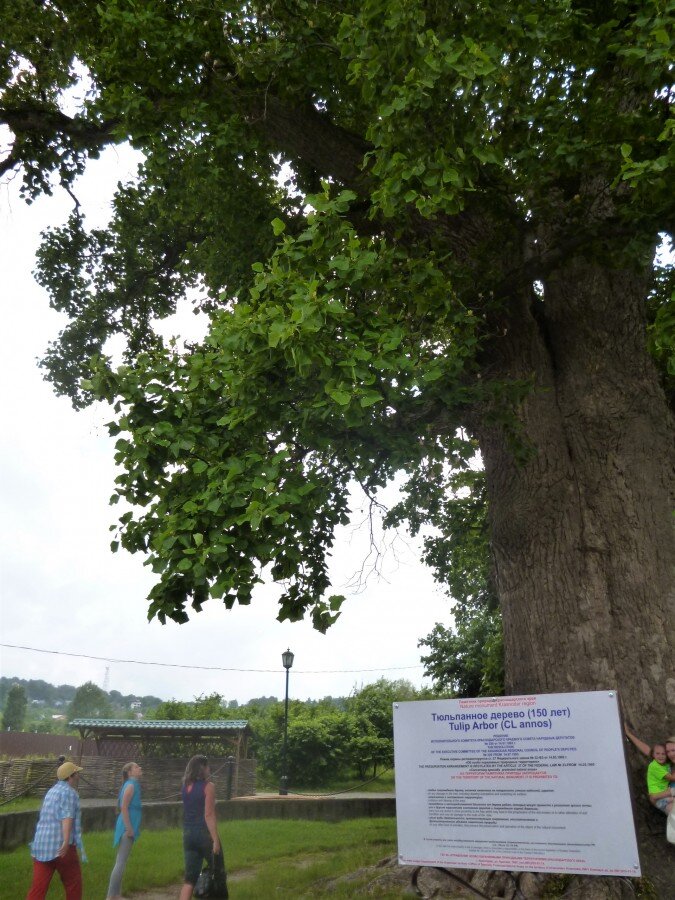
[279,648,294,796]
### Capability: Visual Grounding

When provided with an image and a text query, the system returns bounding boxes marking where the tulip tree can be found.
[2,1,674,892]
[2,684,27,733]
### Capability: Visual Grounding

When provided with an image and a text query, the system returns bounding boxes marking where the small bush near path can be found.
[0,817,397,897]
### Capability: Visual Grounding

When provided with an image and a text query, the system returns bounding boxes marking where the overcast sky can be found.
[0,146,454,705]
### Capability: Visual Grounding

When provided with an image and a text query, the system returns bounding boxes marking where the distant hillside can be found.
[0,676,163,733]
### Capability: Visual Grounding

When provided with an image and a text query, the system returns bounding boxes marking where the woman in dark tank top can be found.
[183,777,207,827]
[179,755,222,899]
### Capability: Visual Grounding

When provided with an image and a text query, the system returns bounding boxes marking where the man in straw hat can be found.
[26,760,86,899]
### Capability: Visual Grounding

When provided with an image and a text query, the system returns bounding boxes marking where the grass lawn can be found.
[255,769,396,795]
[0,796,42,813]
[0,818,399,898]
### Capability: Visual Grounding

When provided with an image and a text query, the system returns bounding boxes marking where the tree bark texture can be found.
[477,257,675,894]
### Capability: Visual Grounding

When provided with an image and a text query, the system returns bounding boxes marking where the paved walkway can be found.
[249,791,395,799]
[79,791,395,808]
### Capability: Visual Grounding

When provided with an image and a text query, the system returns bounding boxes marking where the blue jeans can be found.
[183,824,212,885]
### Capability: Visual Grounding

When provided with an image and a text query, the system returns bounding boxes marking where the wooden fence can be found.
[0,731,96,759]
[0,756,256,802]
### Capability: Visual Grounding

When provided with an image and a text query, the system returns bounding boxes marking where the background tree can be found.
[151,699,192,721]
[148,682,414,788]
[2,684,27,732]
[2,2,674,893]
[254,679,430,785]
[0,676,161,731]
[67,681,113,720]
[0,677,64,708]
[255,703,353,787]
[147,693,243,756]
[345,678,424,778]
[390,468,504,696]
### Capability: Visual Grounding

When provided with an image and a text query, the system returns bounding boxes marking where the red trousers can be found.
[27,845,82,899]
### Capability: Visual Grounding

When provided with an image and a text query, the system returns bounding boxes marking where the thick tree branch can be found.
[242,88,498,267]
[1,89,498,271]
[0,148,20,178]
[0,104,119,146]
[248,93,371,193]
[0,103,121,181]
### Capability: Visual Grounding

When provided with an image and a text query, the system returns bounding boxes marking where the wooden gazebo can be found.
[68,719,255,800]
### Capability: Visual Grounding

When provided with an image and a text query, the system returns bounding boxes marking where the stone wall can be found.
[0,796,396,852]
[0,801,182,852]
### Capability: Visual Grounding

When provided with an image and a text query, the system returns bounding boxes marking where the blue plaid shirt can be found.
[30,780,86,862]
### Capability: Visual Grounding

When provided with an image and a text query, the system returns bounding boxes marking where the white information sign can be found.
[393,691,640,877]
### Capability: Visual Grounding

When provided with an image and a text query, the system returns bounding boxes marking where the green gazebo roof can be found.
[70,718,249,738]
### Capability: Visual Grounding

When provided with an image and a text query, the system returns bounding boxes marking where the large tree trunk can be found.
[477,258,675,895]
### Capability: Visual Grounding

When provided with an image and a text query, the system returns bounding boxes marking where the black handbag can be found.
[194,850,229,899]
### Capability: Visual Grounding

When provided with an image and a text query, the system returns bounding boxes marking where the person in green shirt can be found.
[624,724,674,813]
[646,745,673,813]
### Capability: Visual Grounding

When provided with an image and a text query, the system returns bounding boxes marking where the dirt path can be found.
[129,888,180,899]
[125,857,482,899]
[130,868,254,898]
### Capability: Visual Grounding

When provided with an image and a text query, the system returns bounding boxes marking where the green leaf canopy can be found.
[2,0,673,630]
